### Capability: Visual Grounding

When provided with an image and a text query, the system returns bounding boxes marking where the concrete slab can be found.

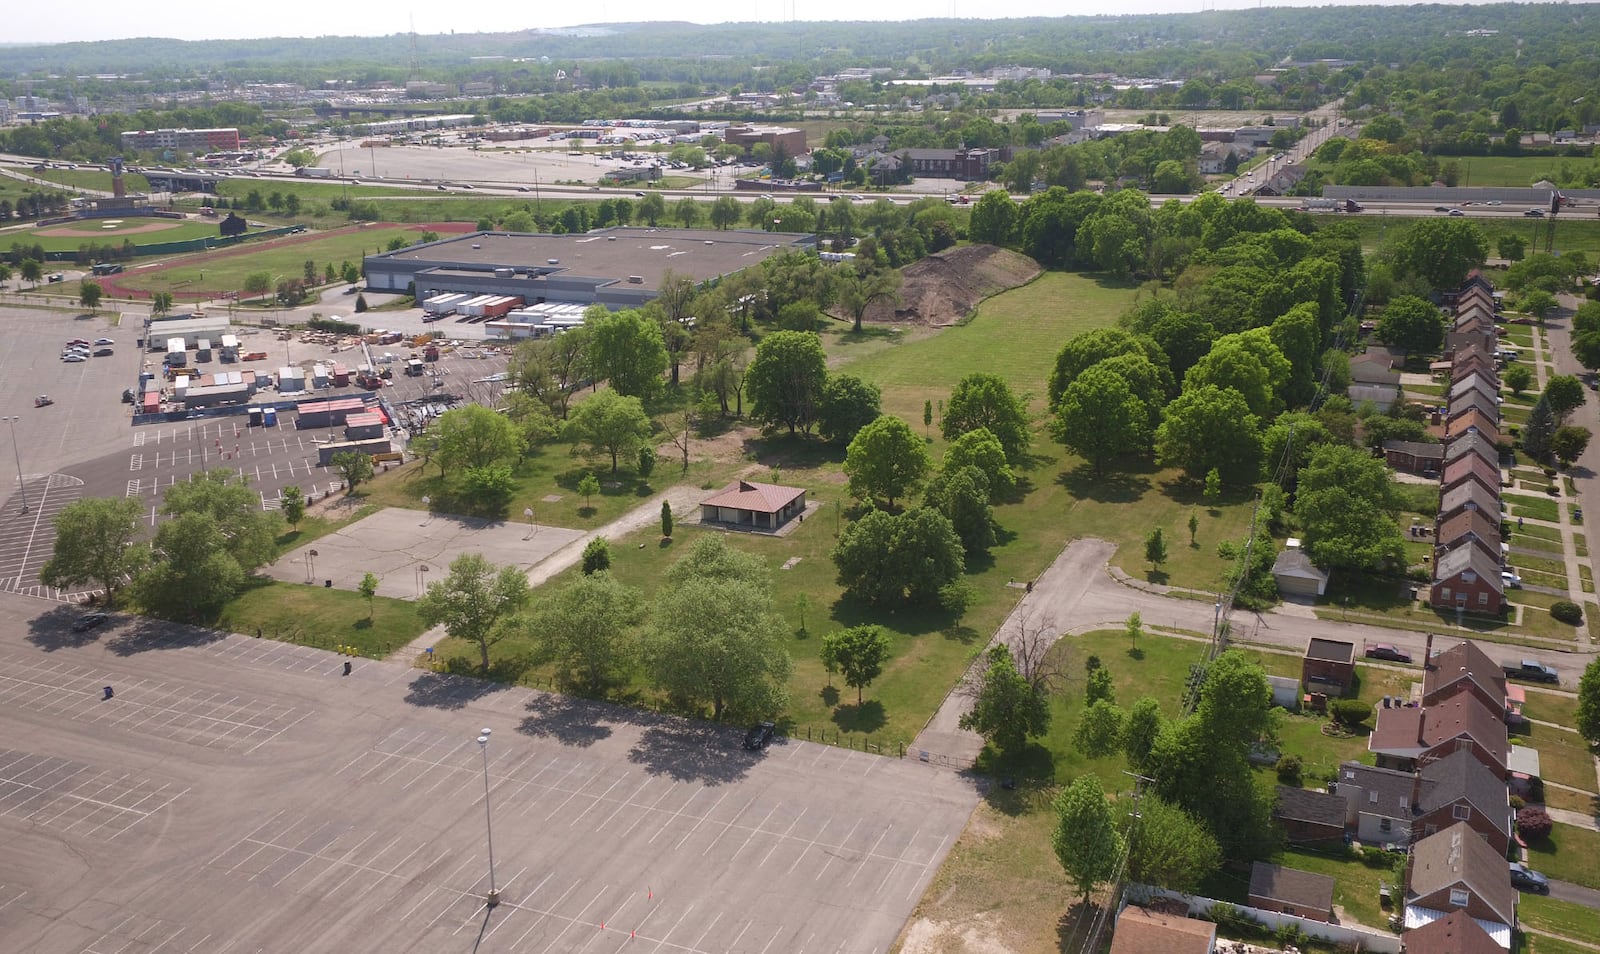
[267,507,584,599]
[1,594,980,954]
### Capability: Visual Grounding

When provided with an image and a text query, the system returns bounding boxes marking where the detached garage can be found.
[1272,542,1329,597]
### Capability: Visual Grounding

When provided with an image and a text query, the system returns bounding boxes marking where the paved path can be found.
[387,484,706,661]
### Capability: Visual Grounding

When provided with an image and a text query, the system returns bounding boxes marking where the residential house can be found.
[1449,372,1501,412]
[1272,546,1329,598]
[1441,271,1496,308]
[1273,785,1348,845]
[1440,452,1502,498]
[1332,761,1419,845]
[1108,904,1216,954]
[1447,329,1499,360]
[1437,480,1500,525]
[1443,432,1501,471]
[1302,637,1356,695]
[1384,439,1444,476]
[1402,909,1505,954]
[1351,345,1406,387]
[1404,822,1517,947]
[1446,389,1500,429]
[1429,544,1507,616]
[1450,348,1497,384]
[1422,639,1511,713]
[1257,163,1306,196]
[1443,407,1500,446]
[699,480,808,531]
[1414,750,1513,854]
[1198,141,1235,174]
[1369,692,1509,775]
[1247,862,1336,922]
[1434,507,1503,563]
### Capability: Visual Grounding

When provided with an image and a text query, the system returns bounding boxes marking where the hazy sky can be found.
[9,1,1500,45]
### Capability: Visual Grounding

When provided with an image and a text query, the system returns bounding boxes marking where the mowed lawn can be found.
[115,226,424,297]
[29,218,224,253]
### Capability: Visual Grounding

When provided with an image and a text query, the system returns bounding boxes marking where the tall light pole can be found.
[1,416,28,513]
[476,728,499,907]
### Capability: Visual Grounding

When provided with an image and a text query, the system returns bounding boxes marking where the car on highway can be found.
[1434,206,1451,212]
[1364,643,1413,663]
[72,612,109,632]
[1484,200,1502,206]
[1509,862,1549,893]
[1448,209,1465,216]
[1525,208,1545,217]
[516,186,530,192]
[742,721,776,751]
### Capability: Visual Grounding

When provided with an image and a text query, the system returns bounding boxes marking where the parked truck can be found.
[1503,659,1559,684]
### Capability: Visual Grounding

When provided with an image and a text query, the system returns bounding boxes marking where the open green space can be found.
[1339,214,1600,259]
[24,168,153,193]
[24,217,228,254]
[1518,721,1600,795]
[1451,155,1599,188]
[113,225,422,297]
[1519,893,1600,948]
[215,577,428,658]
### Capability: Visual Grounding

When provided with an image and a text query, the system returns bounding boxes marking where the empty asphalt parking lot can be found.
[1,595,981,954]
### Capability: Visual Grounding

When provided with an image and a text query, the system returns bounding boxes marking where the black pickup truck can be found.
[1503,660,1560,684]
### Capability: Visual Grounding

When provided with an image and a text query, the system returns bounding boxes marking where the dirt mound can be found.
[864,244,1041,327]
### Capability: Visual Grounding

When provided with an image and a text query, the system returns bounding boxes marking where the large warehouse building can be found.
[362,227,814,310]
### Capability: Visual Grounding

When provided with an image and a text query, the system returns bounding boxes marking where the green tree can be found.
[1503,364,1533,396]
[19,259,42,288]
[151,291,174,316]
[1155,385,1262,486]
[820,625,892,707]
[331,451,373,495]
[1144,527,1168,568]
[1182,330,1290,418]
[636,191,666,226]
[1051,775,1125,903]
[660,500,673,538]
[967,191,1019,246]
[1203,468,1222,505]
[923,399,933,436]
[835,267,902,334]
[941,372,1031,464]
[709,195,743,230]
[416,553,531,674]
[1187,512,1199,546]
[358,572,379,619]
[674,197,702,228]
[818,374,882,444]
[243,271,272,301]
[564,391,653,473]
[39,497,148,607]
[1522,289,1558,324]
[943,427,1016,499]
[1552,426,1592,467]
[280,485,305,527]
[132,512,246,621]
[924,465,996,555]
[845,415,929,508]
[1294,444,1405,571]
[1055,365,1148,472]
[434,404,520,478]
[577,473,601,510]
[746,330,828,436]
[78,279,103,313]
[1374,295,1445,354]
[588,308,668,399]
[959,644,1051,756]
[529,571,644,695]
[159,469,278,570]
[581,536,611,574]
[1544,375,1586,424]
[1086,665,1116,705]
[832,507,965,608]
[1388,218,1488,291]
[1524,394,1557,462]
[1123,696,1164,771]
[1074,699,1125,757]
[1498,233,1528,262]
[1577,658,1600,744]
[645,548,792,721]
[1120,795,1222,893]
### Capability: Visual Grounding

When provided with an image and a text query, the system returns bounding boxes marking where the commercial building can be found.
[363,227,814,311]
[723,124,807,157]
[120,127,241,153]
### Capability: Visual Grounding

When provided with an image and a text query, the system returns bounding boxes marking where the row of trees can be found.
[418,537,794,722]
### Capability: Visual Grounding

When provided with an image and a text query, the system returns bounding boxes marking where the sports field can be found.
[25,216,221,252]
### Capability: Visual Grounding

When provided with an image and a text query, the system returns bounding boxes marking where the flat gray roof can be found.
[371,227,812,292]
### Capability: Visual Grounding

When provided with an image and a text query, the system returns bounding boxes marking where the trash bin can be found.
[325,580,333,587]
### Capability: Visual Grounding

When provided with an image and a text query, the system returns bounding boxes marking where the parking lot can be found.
[2,597,981,954]
[0,298,518,597]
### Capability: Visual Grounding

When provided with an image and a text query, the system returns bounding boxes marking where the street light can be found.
[417,563,430,597]
[476,728,499,907]
[523,506,535,539]
[1,416,29,513]
[420,495,431,526]
[306,548,319,584]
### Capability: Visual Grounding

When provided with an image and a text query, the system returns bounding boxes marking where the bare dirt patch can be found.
[861,244,1042,327]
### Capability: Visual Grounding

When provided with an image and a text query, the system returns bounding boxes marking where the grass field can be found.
[1340,213,1600,258]
[215,577,428,658]
[1452,155,1600,189]
[112,225,424,298]
[1520,893,1600,947]
[25,168,154,194]
[1526,824,1600,891]
[24,217,224,253]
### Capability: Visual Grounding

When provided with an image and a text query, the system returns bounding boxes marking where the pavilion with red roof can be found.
[699,479,808,531]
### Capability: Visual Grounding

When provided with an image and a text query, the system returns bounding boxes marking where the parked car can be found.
[93,347,113,357]
[742,721,776,751]
[62,354,86,363]
[1509,862,1549,893]
[1501,570,1523,588]
[94,337,115,345]
[1364,643,1413,663]
[71,612,109,632]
